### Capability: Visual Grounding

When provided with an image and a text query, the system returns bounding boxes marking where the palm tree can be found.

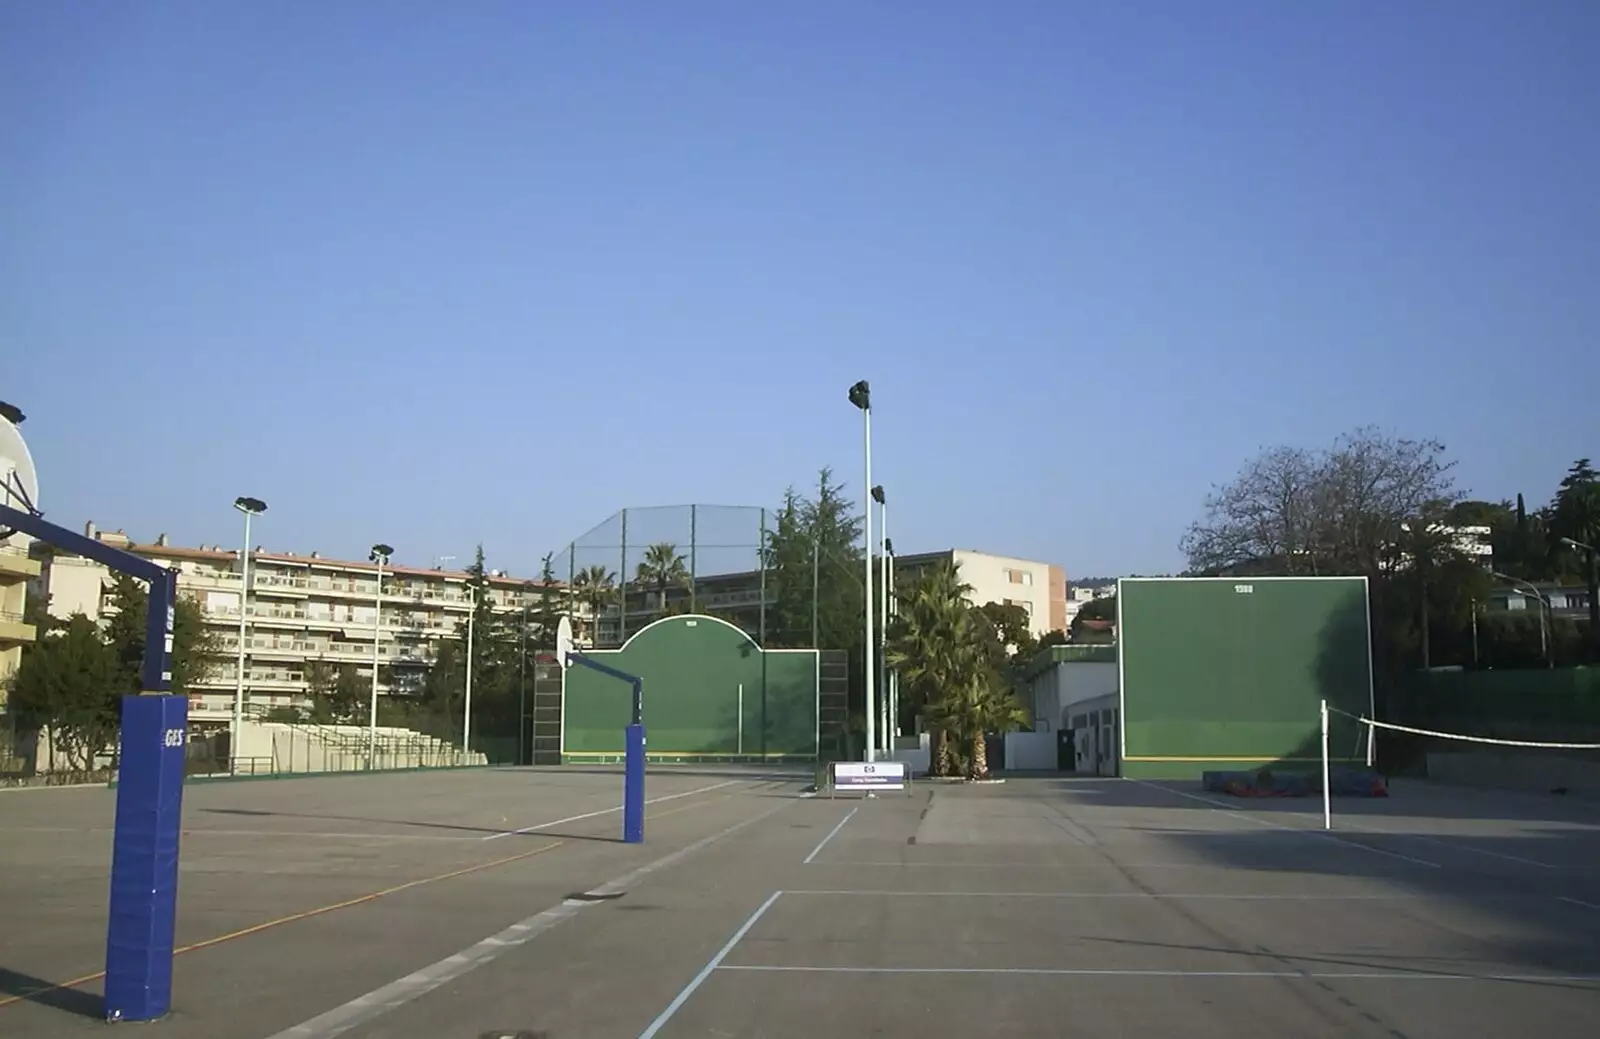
[572,565,616,646]
[888,557,1037,778]
[885,559,976,777]
[635,542,690,615]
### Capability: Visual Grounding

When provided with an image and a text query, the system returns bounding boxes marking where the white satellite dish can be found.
[0,404,39,532]
[555,616,575,668]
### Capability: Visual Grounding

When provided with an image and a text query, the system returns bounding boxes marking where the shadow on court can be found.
[0,967,101,1019]
[1033,777,1600,984]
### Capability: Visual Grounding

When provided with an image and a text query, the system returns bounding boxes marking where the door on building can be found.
[1058,729,1076,772]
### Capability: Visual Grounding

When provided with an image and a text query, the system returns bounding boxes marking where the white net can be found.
[1329,706,1600,752]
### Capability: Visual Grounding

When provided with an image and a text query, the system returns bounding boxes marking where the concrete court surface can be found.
[5,771,1600,1037]
[0,764,808,1037]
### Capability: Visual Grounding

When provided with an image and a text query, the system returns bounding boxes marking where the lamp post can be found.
[231,497,267,772]
[1493,570,1551,667]
[849,380,875,763]
[519,591,530,766]
[871,485,889,756]
[463,577,476,760]
[1559,537,1600,662]
[885,533,898,753]
[368,543,394,768]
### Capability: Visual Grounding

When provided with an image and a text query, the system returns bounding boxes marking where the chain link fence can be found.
[549,505,771,649]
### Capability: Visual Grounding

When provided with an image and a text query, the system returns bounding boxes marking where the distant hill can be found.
[1071,576,1118,589]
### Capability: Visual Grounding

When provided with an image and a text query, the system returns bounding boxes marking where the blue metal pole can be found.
[623,722,646,843]
[0,504,184,1023]
[107,567,184,1021]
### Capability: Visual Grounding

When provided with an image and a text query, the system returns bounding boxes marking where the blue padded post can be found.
[104,694,188,1021]
[623,723,646,843]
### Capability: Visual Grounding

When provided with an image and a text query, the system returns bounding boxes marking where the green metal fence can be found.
[562,614,820,763]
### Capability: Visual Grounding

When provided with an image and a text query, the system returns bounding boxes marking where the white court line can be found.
[481,779,744,840]
[802,806,859,864]
[1559,896,1600,912]
[637,890,784,1039]
[265,801,796,1039]
[807,860,1331,870]
[804,861,1397,870]
[716,965,1600,982]
[1122,778,1441,869]
[780,889,1497,901]
[1376,830,1554,869]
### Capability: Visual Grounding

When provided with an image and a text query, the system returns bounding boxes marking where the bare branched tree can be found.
[1181,427,1462,578]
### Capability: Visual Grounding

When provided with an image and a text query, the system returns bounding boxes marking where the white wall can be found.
[1004,731,1057,770]
[39,555,107,621]
[1058,663,1119,729]
[951,550,1057,638]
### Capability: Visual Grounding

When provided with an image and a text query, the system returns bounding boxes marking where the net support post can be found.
[1319,699,1332,831]
[105,693,188,1021]
[624,722,646,844]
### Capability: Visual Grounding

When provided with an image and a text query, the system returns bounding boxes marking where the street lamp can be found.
[871,485,889,757]
[231,496,267,772]
[1559,537,1600,660]
[463,576,476,761]
[849,380,875,764]
[368,543,394,768]
[884,533,898,754]
[1492,570,1551,668]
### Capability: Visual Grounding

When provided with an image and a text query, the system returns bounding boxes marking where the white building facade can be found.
[896,548,1067,637]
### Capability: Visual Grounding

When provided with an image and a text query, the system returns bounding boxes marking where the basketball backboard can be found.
[555,616,575,668]
[0,402,40,538]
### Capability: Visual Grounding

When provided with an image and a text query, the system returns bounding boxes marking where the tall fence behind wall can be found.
[1385,667,1600,747]
[549,505,770,650]
[544,504,862,765]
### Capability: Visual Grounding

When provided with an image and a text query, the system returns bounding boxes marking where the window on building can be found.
[1005,568,1032,585]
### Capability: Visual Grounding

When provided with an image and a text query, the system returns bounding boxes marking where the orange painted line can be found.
[0,839,566,1011]
[1,791,743,1011]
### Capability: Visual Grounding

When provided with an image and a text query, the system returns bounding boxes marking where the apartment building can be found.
[0,411,38,696]
[0,531,38,700]
[883,549,1068,638]
[31,524,549,727]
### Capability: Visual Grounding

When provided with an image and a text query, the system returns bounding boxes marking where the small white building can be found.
[1009,644,1121,774]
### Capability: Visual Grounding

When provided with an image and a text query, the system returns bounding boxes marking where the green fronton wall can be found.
[1119,578,1373,779]
[561,615,819,761]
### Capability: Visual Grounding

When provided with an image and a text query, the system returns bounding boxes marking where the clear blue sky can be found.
[5,2,1597,581]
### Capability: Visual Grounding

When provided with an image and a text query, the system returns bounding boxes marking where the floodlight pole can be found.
[368,544,394,768]
[850,380,876,764]
[887,535,898,749]
[231,496,266,771]
[564,650,646,842]
[464,579,475,759]
[873,486,889,756]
